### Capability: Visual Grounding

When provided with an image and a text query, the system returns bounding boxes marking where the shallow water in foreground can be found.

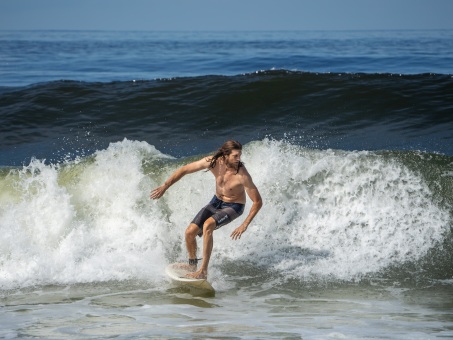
[1,279,453,339]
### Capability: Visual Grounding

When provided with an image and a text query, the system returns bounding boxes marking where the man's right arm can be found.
[150,157,211,199]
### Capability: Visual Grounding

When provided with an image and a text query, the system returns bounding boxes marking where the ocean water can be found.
[1,30,453,339]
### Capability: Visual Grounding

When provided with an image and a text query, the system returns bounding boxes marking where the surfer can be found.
[150,140,262,280]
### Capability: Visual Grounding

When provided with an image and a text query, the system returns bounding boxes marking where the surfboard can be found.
[165,263,215,293]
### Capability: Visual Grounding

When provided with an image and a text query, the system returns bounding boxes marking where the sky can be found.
[1,0,453,31]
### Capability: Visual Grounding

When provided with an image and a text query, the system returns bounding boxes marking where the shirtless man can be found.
[150,140,262,279]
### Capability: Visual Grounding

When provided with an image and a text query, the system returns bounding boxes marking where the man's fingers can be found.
[230,229,242,240]
[150,186,166,199]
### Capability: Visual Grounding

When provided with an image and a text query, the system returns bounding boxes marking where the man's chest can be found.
[216,172,242,190]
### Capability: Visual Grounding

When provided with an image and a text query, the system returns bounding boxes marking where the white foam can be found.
[0,139,172,289]
[209,139,450,281]
[0,138,450,289]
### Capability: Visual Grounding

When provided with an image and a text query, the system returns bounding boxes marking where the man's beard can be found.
[225,159,239,170]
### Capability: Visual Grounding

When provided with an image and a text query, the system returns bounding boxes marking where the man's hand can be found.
[230,223,248,240]
[150,184,168,200]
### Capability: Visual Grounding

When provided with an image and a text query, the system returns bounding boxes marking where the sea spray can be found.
[208,140,450,281]
[0,139,172,289]
[0,138,451,290]
[0,159,75,288]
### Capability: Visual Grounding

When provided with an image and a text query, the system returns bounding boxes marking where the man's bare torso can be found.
[208,158,247,204]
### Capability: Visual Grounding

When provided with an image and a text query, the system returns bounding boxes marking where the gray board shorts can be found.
[191,195,245,237]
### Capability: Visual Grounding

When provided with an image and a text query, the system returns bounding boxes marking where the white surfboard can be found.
[165,263,215,293]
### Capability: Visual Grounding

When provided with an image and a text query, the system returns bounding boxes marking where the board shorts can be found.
[191,195,245,237]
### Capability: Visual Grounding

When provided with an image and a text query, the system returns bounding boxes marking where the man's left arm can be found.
[230,172,263,240]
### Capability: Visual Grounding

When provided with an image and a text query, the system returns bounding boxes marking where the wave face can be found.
[0,139,451,290]
[1,71,452,166]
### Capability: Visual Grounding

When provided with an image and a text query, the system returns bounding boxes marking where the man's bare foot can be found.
[186,269,207,280]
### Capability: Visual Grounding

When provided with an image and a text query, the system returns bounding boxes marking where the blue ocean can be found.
[0,30,452,339]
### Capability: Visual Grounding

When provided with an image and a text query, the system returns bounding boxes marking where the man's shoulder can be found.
[238,163,251,177]
[238,164,258,188]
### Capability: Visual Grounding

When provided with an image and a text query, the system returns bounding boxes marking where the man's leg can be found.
[185,223,199,259]
[186,217,216,279]
[185,223,200,270]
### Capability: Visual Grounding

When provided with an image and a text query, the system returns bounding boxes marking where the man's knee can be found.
[203,218,216,235]
[185,223,200,239]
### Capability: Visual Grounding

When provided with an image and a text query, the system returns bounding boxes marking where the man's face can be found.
[225,149,242,168]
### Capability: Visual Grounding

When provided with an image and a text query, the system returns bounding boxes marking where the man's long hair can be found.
[208,140,243,172]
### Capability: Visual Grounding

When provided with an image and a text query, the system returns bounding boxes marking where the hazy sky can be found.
[1,0,452,31]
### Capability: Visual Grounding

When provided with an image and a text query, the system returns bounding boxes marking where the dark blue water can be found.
[1,30,453,166]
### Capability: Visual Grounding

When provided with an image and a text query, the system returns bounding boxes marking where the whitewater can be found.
[1,139,450,288]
